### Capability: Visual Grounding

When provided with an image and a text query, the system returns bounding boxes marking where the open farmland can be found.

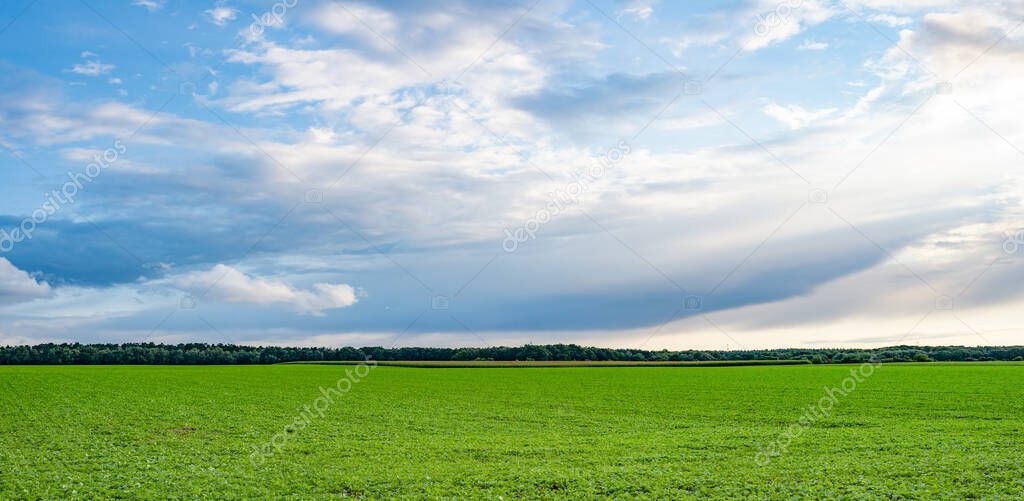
[2,363,1023,499]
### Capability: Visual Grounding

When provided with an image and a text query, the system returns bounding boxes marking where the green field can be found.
[2,364,1023,499]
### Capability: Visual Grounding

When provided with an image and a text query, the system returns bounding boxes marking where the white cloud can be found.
[172,264,359,315]
[797,39,829,50]
[68,60,114,77]
[0,259,51,302]
[743,0,835,51]
[205,6,238,26]
[622,5,653,20]
[221,10,549,114]
[762,102,837,129]
[618,1,656,21]
[308,126,336,143]
[243,1,591,115]
[132,0,165,12]
[665,30,731,56]
[311,2,398,43]
[869,14,913,27]
[666,0,835,54]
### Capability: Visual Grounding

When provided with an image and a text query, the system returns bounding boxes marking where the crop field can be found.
[2,363,1023,499]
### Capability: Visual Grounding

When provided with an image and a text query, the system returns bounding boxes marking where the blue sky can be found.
[1,0,1023,349]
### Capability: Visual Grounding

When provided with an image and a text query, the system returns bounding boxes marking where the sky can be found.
[0,0,1022,350]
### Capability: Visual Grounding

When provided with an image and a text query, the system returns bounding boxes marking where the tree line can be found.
[1,342,1023,365]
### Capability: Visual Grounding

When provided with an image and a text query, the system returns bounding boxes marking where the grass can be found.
[1,363,1023,498]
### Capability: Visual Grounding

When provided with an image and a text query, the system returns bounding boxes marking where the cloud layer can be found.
[0,259,51,302]
[172,265,359,316]
[0,0,1023,348]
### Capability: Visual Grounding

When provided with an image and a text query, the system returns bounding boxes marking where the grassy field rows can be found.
[2,364,1023,498]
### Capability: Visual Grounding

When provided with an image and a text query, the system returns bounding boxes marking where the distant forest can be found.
[1,343,1024,365]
